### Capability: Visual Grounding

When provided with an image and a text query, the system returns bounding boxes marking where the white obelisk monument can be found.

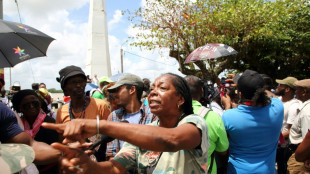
[86,0,111,78]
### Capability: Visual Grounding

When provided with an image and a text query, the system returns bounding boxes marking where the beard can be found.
[275,88,285,96]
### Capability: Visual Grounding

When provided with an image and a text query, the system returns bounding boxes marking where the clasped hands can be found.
[42,119,99,174]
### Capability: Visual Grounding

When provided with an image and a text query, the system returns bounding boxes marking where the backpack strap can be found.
[197,106,214,173]
[197,106,210,118]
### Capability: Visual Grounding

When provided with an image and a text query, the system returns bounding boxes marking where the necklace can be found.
[69,96,87,120]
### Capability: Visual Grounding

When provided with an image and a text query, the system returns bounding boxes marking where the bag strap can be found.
[197,106,210,119]
[197,106,214,173]
[208,152,215,174]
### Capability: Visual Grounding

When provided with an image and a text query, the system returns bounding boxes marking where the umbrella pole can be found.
[10,68,12,87]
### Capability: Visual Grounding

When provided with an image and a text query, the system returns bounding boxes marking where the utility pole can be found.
[0,0,3,20]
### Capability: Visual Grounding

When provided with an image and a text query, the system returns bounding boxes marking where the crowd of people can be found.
[0,65,310,174]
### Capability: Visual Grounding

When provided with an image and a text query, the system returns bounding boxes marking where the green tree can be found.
[127,0,310,81]
[48,88,63,93]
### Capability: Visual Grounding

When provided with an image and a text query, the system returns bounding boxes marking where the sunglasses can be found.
[22,101,40,110]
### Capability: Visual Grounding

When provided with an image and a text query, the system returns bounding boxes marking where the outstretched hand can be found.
[42,119,98,144]
[51,143,94,174]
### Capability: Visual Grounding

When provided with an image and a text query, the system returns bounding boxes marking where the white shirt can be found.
[210,101,224,117]
[289,99,310,144]
[281,98,301,134]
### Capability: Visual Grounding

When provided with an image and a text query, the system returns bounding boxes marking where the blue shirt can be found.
[0,103,23,142]
[106,103,157,158]
[119,111,141,147]
[222,98,283,174]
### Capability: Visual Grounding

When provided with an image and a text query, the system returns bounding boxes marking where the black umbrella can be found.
[0,19,55,68]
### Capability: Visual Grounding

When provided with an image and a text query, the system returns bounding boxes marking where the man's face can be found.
[113,85,131,108]
[295,87,305,101]
[64,75,86,98]
[275,84,286,96]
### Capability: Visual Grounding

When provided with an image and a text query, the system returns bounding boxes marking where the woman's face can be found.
[19,95,41,120]
[148,74,184,117]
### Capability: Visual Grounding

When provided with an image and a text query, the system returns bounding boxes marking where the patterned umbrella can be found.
[184,43,237,64]
[0,19,55,68]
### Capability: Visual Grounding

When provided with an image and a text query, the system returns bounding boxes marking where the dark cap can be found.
[276,77,298,89]
[237,69,264,99]
[56,65,86,89]
[233,73,242,84]
[107,74,143,93]
[294,79,310,89]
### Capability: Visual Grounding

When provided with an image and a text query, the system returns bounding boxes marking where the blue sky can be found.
[3,0,181,90]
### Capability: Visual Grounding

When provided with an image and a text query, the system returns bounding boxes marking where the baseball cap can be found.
[107,74,143,93]
[276,77,298,89]
[56,65,86,89]
[294,79,310,89]
[99,76,113,84]
[237,69,264,99]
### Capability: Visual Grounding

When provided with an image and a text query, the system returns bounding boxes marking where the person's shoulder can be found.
[91,97,106,103]
[91,97,109,107]
[0,102,11,112]
[221,107,239,120]
[182,114,206,125]
[289,99,301,108]
[271,97,282,103]
[91,90,101,96]
[300,99,310,110]
[0,103,15,119]
[207,110,219,117]
[108,108,125,119]
[59,102,69,110]
[271,97,284,108]
[290,98,301,104]
[206,110,222,121]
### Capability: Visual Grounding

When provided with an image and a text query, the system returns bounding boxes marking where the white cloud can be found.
[108,10,123,29]
[3,0,89,90]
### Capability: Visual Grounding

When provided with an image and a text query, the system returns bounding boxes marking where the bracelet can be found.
[96,115,100,135]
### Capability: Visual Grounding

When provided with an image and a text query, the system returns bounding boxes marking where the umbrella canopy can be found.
[0,19,55,68]
[85,83,98,92]
[184,43,238,64]
[0,143,35,173]
[109,73,129,82]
